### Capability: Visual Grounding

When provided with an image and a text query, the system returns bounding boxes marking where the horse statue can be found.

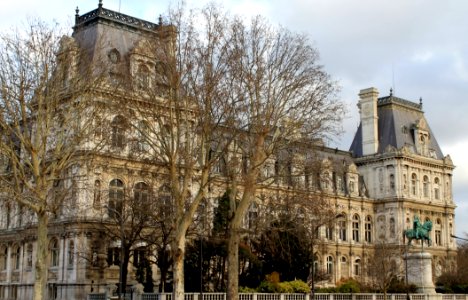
[403,217,433,247]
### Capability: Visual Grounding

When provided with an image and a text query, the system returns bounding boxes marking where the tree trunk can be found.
[120,248,131,298]
[172,235,186,300]
[34,211,48,300]
[226,224,240,300]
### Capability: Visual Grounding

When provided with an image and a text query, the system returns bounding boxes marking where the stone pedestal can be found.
[405,251,436,294]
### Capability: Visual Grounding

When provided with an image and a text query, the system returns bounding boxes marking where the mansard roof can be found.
[349,93,444,159]
[73,1,161,34]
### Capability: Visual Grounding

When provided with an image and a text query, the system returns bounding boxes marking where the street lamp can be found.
[451,234,468,242]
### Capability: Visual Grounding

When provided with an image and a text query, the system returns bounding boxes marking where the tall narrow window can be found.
[411,173,418,196]
[93,180,101,207]
[111,115,127,148]
[50,239,59,267]
[137,64,150,89]
[134,182,150,219]
[326,256,334,275]
[352,214,360,242]
[68,241,74,267]
[389,174,395,191]
[338,215,347,241]
[0,245,7,270]
[109,179,125,218]
[26,244,33,269]
[434,177,440,200]
[12,245,20,270]
[136,120,150,152]
[325,226,333,240]
[423,175,429,197]
[389,217,396,238]
[435,230,441,246]
[365,216,372,243]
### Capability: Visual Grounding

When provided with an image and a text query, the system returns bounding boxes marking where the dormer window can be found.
[137,64,150,89]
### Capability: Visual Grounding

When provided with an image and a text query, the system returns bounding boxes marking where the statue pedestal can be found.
[405,251,436,294]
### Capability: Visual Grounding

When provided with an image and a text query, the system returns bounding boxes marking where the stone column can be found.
[405,251,436,294]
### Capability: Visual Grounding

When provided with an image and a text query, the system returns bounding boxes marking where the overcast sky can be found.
[1,0,467,236]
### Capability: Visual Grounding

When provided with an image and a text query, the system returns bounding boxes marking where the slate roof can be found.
[349,95,444,159]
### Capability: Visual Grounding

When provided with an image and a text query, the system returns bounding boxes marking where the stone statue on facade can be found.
[404,215,433,247]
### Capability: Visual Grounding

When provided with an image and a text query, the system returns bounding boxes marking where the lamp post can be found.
[451,234,468,242]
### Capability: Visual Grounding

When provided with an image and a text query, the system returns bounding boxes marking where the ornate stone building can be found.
[0,3,457,300]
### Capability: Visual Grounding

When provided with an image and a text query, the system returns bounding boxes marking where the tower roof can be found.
[349,94,444,159]
[74,1,160,34]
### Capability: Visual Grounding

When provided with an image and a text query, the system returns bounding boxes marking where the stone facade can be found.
[0,3,457,300]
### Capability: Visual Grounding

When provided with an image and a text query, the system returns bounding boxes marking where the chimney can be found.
[358,87,379,155]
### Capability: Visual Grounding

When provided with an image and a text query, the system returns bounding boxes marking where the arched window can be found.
[340,256,348,277]
[435,219,442,246]
[134,182,151,218]
[0,245,7,270]
[26,244,33,269]
[68,241,74,267]
[411,173,418,196]
[434,177,440,200]
[313,254,320,275]
[50,239,59,267]
[137,64,150,89]
[352,214,360,242]
[109,179,125,218]
[423,175,429,197]
[326,256,334,275]
[354,258,361,276]
[365,216,372,243]
[111,115,127,148]
[93,180,101,207]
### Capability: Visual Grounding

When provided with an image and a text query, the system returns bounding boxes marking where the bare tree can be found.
[222,17,343,300]
[366,241,404,297]
[114,5,240,300]
[93,178,158,298]
[0,21,102,300]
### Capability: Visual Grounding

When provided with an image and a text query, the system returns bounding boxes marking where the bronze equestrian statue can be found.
[403,216,433,247]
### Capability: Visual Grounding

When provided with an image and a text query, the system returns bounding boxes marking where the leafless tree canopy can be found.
[0,21,102,300]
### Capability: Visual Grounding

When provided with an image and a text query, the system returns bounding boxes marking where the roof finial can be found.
[159,14,163,25]
[99,0,103,8]
[390,88,393,96]
[75,7,80,24]
[419,97,423,108]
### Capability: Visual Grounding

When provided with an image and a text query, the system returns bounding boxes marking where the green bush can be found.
[278,282,294,293]
[239,286,257,293]
[288,280,311,293]
[257,279,310,293]
[258,280,279,293]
